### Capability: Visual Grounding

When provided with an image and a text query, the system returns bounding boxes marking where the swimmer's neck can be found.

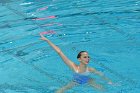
[79,63,87,71]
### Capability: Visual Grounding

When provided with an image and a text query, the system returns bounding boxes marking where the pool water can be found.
[0,0,140,93]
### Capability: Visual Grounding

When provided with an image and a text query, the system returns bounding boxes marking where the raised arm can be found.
[40,34,77,70]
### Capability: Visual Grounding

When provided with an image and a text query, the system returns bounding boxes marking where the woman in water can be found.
[40,33,113,93]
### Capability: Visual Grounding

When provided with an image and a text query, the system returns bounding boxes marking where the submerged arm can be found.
[40,34,76,70]
[89,68,113,84]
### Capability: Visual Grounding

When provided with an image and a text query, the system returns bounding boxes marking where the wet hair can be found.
[77,51,87,59]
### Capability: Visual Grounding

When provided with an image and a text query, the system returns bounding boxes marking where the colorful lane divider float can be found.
[32,15,56,20]
[40,30,56,35]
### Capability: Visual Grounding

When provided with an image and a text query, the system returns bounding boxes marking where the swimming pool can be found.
[0,0,140,93]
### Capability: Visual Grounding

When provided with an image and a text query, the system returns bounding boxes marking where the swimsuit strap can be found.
[76,66,89,73]
[75,66,79,73]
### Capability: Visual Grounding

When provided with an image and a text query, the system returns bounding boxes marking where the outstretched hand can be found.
[108,81,121,86]
[40,33,48,41]
[108,81,113,85]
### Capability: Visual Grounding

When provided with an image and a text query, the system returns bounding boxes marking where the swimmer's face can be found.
[78,52,90,64]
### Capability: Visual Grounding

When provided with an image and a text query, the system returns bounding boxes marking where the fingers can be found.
[108,82,113,85]
[39,33,44,40]
[39,33,48,41]
[40,33,46,39]
[40,33,44,37]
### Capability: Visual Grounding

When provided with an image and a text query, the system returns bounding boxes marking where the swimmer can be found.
[40,33,113,93]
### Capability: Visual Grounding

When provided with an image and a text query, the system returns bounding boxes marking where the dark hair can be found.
[77,51,87,59]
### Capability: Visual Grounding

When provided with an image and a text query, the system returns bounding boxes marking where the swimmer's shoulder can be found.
[87,67,97,73]
[71,63,79,72]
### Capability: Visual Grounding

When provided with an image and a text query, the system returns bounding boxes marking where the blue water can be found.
[0,0,140,93]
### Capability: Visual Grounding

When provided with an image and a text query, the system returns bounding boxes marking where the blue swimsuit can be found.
[73,67,91,84]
